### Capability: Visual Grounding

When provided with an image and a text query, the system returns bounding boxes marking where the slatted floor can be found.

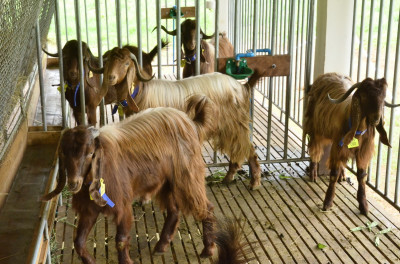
[39,69,400,263]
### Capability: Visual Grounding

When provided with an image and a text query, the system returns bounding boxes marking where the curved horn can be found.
[200,29,215,40]
[384,101,400,108]
[327,82,361,104]
[87,56,104,74]
[129,52,155,82]
[41,151,66,201]
[159,25,177,36]
[42,48,59,57]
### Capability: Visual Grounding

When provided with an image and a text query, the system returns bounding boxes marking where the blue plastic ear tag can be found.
[348,138,359,148]
[89,178,115,207]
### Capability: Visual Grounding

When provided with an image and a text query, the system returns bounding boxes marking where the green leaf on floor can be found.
[350,226,365,232]
[206,170,227,182]
[317,243,327,249]
[374,236,380,247]
[378,227,392,234]
[367,221,378,232]
[279,174,292,179]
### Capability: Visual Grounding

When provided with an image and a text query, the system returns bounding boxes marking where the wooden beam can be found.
[217,54,291,77]
[161,6,195,19]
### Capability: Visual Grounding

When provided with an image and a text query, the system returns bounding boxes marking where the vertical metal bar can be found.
[36,20,47,131]
[284,0,295,159]
[373,0,385,186]
[44,221,51,264]
[176,0,181,79]
[366,0,375,77]
[195,0,201,75]
[75,0,87,125]
[105,0,110,50]
[136,0,143,66]
[55,0,67,128]
[349,0,358,77]
[125,0,130,44]
[298,0,306,123]
[156,0,162,78]
[204,0,206,32]
[214,0,219,72]
[95,0,105,126]
[396,138,400,205]
[357,0,366,82]
[233,0,239,56]
[84,0,89,44]
[266,0,277,160]
[384,4,399,197]
[63,0,69,41]
[116,0,122,48]
[249,0,258,144]
[145,0,149,51]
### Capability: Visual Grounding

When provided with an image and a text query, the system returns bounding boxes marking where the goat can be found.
[160,19,234,78]
[304,73,400,215]
[89,50,262,190]
[42,95,217,264]
[43,40,165,125]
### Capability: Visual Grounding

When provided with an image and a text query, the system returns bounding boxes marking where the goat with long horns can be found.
[304,73,400,215]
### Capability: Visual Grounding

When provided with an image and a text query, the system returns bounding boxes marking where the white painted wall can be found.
[314,0,354,80]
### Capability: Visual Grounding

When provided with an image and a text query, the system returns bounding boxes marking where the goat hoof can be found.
[153,250,165,256]
[359,205,369,216]
[199,245,215,258]
[153,242,168,255]
[249,182,261,190]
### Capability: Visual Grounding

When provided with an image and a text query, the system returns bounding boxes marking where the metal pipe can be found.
[195,0,201,75]
[233,0,239,56]
[357,0,366,82]
[250,0,258,144]
[136,0,143,66]
[266,0,277,160]
[156,0,162,78]
[176,0,181,80]
[125,0,130,44]
[105,0,110,50]
[44,221,51,264]
[207,157,310,167]
[366,0,375,77]
[63,0,68,41]
[214,0,220,72]
[145,0,149,51]
[54,0,67,128]
[284,0,296,159]
[84,0,89,44]
[75,0,87,126]
[349,0,357,77]
[95,0,105,126]
[35,20,47,131]
[116,0,122,48]
[395,137,400,205]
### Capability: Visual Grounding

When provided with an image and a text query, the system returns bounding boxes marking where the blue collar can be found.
[112,84,140,115]
[66,81,80,107]
[339,117,367,147]
[185,54,196,63]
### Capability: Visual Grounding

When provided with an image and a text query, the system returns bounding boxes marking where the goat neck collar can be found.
[66,81,81,107]
[339,117,367,147]
[185,54,197,63]
[111,84,140,115]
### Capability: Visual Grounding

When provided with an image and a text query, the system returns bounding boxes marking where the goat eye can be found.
[125,62,129,66]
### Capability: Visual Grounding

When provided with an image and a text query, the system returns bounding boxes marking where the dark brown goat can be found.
[43,40,165,125]
[160,19,234,78]
[42,95,217,264]
[89,47,262,190]
[304,73,400,215]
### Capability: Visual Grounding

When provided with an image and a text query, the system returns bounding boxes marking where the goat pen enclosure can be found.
[1,0,400,263]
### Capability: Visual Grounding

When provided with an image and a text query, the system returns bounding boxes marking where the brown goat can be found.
[43,40,165,125]
[160,19,234,78]
[42,95,217,264]
[304,73,399,215]
[89,49,262,189]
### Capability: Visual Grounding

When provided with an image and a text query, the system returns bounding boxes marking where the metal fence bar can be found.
[176,0,181,80]
[250,0,258,144]
[195,0,200,75]
[116,0,122,48]
[84,0,89,44]
[214,0,219,72]
[105,0,110,50]
[156,0,162,78]
[54,0,67,128]
[125,0,130,44]
[366,0,375,77]
[350,0,357,77]
[36,20,47,131]
[75,0,87,126]
[95,0,105,127]
[145,0,149,51]
[136,0,143,66]
[63,0,68,41]
[233,0,239,56]
[357,0,366,82]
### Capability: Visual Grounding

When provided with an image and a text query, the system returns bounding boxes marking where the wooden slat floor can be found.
[40,69,400,263]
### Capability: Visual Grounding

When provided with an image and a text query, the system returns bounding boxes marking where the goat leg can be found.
[309,162,318,182]
[73,109,83,126]
[199,202,216,258]
[86,105,97,126]
[222,161,239,185]
[248,150,261,190]
[337,166,346,182]
[74,210,100,264]
[116,208,134,264]
[356,169,369,216]
[153,204,179,255]
[322,168,339,211]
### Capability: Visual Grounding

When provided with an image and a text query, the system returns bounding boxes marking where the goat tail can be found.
[214,218,253,264]
[147,39,169,62]
[185,94,218,142]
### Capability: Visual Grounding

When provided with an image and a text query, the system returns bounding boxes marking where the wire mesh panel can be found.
[0,0,54,160]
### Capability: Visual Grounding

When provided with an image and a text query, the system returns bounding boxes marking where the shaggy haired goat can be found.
[89,51,261,189]
[43,40,165,125]
[42,95,217,263]
[304,73,399,215]
[160,19,234,78]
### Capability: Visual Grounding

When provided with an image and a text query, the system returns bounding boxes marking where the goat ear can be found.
[124,66,140,113]
[343,95,362,146]
[376,117,391,147]
[88,146,107,207]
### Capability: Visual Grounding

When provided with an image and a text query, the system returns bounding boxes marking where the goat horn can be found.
[129,52,155,82]
[159,25,177,36]
[200,29,215,40]
[41,152,66,201]
[87,56,104,74]
[327,82,361,104]
[384,101,400,108]
[42,48,59,57]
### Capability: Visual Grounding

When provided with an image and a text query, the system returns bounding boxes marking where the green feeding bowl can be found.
[225,58,254,80]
